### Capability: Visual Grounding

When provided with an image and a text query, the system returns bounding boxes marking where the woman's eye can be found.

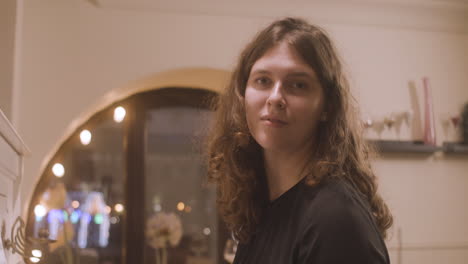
[291,82,308,90]
[255,77,271,86]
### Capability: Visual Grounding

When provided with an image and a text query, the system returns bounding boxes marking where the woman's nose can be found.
[266,83,287,109]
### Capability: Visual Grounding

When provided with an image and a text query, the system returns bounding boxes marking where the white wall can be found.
[16,0,468,263]
[0,0,17,120]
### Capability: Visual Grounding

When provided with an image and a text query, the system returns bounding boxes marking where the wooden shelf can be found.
[443,142,468,154]
[367,140,468,155]
[368,140,442,154]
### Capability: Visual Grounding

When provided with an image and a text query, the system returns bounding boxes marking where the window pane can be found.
[144,107,217,264]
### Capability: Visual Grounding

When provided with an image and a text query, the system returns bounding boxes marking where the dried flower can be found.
[145,212,183,249]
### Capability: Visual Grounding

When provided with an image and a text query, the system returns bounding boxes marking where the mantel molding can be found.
[0,109,30,156]
[30,0,468,33]
[93,0,468,33]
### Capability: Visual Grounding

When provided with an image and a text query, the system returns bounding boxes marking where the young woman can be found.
[207,17,393,263]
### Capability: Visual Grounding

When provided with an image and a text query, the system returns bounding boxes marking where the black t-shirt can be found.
[233,177,390,264]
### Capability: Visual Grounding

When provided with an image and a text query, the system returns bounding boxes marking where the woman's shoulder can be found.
[298,177,374,229]
[301,177,360,205]
[294,177,390,264]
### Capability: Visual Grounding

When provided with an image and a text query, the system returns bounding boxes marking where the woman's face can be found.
[244,42,325,154]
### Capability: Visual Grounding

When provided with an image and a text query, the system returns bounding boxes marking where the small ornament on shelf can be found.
[451,115,460,128]
[384,116,395,129]
[363,117,373,129]
[392,111,411,140]
[373,118,385,138]
[422,77,436,146]
[363,110,411,140]
[440,112,461,142]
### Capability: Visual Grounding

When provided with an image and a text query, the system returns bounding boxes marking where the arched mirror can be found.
[26,87,229,264]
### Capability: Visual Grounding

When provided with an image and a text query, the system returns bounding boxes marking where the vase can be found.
[463,102,468,144]
[423,77,436,146]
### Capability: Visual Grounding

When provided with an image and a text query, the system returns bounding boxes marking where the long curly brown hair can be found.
[206,17,393,243]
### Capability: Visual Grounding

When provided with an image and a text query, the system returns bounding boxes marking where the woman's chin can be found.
[257,140,294,153]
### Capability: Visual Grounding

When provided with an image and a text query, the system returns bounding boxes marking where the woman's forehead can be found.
[250,43,318,78]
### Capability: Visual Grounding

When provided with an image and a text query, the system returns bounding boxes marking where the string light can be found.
[203,227,211,236]
[154,204,162,212]
[114,106,126,123]
[34,204,46,218]
[80,129,92,145]
[110,216,119,224]
[52,163,65,177]
[29,257,40,263]
[31,249,42,258]
[177,202,185,211]
[72,201,80,209]
[114,203,124,213]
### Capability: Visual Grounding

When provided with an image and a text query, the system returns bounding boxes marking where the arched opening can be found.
[26,68,231,264]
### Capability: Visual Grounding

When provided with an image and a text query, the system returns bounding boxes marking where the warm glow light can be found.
[80,129,92,145]
[71,200,80,209]
[30,257,40,263]
[184,206,192,213]
[114,203,124,213]
[34,204,47,217]
[114,106,126,123]
[105,206,112,214]
[203,227,211,236]
[32,249,42,258]
[52,163,65,177]
[177,202,185,211]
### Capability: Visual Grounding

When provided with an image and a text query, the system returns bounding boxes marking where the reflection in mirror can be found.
[31,118,125,264]
[143,108,217,264]
[27,89,227,264]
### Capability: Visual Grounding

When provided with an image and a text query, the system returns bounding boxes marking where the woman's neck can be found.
[263,146,311,201]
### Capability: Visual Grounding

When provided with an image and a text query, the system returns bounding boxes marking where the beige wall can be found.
[0,0,17,120]
[14,0,468,263]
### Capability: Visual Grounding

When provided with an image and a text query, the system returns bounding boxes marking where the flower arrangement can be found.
[145,212,183,263]
[145,212,183,264]
[146,212,183,249]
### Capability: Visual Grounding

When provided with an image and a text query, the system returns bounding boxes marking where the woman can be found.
[207,17,393,263]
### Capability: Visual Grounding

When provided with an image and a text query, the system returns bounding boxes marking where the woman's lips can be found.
[261,117,288,127]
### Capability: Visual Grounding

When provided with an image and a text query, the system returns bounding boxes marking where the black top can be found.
[233,177,390,264]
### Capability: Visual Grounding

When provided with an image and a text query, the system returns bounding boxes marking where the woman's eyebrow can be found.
[287,71,318,81]
[250,69,272,75]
